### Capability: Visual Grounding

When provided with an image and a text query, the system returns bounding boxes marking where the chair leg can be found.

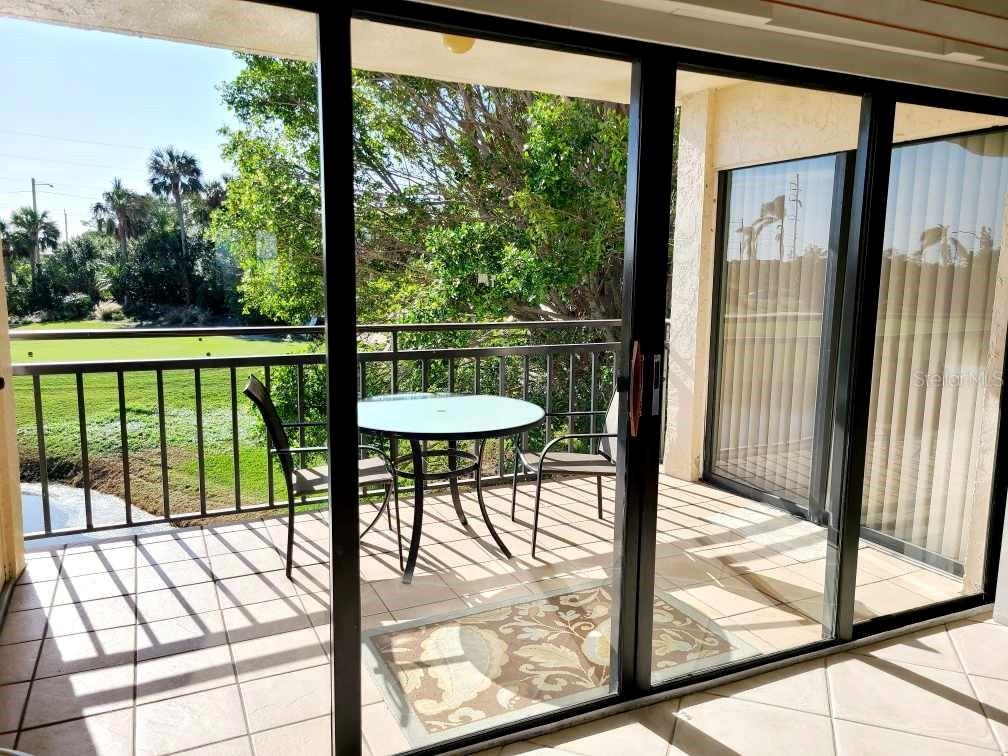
[393,477,403,571]
[531,468,544,560]
[285,492,295,579]
[361,485,391,538]
[511,453,521,522]
[385,483,393,530]
[596,475,603,520]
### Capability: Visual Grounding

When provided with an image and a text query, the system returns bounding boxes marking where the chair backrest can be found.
[243,375,295,486]
[598,392,620,462]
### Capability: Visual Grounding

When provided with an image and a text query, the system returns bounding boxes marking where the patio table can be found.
[357,393,545,583]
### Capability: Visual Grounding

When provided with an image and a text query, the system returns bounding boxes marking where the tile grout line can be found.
[822,656,840,756]
[945,620,1003,751]
[208,525,261,756]
[13,660,334,739]
[13,544,66,750]
[131,533,139,756]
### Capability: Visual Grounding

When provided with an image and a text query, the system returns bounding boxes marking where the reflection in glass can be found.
[710,156,838,507]
[860,128,1008,597]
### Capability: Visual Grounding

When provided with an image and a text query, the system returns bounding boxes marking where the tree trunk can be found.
[30,233,38,296]
[119,234,130,309]
[173,190,193,305]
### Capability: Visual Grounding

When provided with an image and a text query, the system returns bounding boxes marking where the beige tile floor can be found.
[0,474,974,755]
[481,611,1008,756]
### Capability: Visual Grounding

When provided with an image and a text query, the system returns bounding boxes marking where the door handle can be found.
[629,340,644,438]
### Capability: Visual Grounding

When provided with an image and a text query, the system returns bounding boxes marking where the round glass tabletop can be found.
[357,393,546,440]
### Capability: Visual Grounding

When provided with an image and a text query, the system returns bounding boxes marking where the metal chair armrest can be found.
[271,445,328,455]
[358,444,392,468]
[535,432,617,468]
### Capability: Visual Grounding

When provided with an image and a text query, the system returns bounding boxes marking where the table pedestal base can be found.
[397,438,512,584]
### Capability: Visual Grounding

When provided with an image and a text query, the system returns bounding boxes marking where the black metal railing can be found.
[11,320,625,539]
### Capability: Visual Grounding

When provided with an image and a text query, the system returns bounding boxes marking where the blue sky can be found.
[0,17,245,238]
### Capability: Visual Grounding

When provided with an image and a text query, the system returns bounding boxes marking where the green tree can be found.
[191,177,229,228]
[42,232,108,303]
[214,56,643,327]
[9,207,60,290]
[148,148,204,303]
[212,54,321,324]
[92,178,150,266]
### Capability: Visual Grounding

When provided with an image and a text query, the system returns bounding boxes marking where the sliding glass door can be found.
[854,113,1008,621]
[327,5,1008,753]
[707,153,846,517]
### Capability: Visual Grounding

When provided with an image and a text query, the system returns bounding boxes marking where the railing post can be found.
[391,328,399,394]
[265,365,274,508]
[156,370,170,519]
[32,375,50,534]
[230,367,242,512]
[194,368,207,517]
[75,373,93,531]
[116,371,132,525]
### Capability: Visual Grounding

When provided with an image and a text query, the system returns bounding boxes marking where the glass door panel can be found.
[350,19,633,752]
[709,154,841,513]
[654,73,861,685]
[855,108,1008,622]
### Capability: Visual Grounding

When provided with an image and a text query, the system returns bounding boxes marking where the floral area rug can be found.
[363,583,754,745]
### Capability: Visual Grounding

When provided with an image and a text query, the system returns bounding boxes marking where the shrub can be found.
[42,234,107,303]
[157,305,212,326]
[54,292,94,321]
[94,301,125,321]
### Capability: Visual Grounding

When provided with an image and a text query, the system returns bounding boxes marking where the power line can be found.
[0,151,128,170]
[0,128,148,151]
[39,189,98,201]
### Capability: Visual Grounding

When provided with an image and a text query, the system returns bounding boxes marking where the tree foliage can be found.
[214,55,643,326]
[212,54,321,324]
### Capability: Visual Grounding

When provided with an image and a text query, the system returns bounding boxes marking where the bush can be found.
[157,305,212,326]
[42,234,107,303]
[94,301,125,321]
[53,292,94,320]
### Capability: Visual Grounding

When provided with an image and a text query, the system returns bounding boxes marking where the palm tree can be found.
[920,224,969,266]
[9,207,59,289]
[148,147,203,259]
[190,176,228,228]
[92,178,149,266]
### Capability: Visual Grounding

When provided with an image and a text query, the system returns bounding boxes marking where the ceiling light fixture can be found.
[442,34,475,54]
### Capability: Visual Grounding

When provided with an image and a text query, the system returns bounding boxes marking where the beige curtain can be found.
[862,128,1008,565]
[713,156,835,504]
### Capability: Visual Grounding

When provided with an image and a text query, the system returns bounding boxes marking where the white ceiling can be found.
[0,0,1004,98]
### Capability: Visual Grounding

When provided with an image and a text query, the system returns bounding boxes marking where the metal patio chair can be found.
[243,375,401,578]
[511,392,619,558]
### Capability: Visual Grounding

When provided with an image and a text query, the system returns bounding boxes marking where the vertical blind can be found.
[862,128,1008,566]
[711,155,838,506]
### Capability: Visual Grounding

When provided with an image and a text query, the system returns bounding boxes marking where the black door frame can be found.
[308,2,1008,754]
[702,149,854,527]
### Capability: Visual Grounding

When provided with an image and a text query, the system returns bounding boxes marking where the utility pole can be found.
[63,210,69,241]
[29,178,54,271]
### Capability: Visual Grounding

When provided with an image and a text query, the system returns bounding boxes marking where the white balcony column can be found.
[662,89,717,480]
[0,257,25,587]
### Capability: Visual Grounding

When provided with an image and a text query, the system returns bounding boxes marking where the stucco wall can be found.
[663,78,1008,582]
[664,79,1008,482]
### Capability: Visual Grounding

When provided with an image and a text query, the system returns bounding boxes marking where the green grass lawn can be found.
[11,320,319,521]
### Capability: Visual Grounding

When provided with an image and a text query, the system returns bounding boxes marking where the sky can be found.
[0,17,246,239]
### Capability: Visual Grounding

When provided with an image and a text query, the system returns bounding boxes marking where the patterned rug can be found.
[363,583,754,744]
